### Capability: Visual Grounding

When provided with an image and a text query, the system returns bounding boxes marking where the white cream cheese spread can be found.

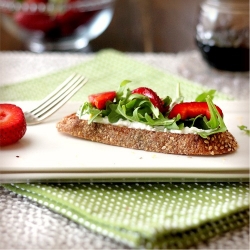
[76,112,212,135]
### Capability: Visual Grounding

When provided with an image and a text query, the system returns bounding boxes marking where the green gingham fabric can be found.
[1,50,249,249]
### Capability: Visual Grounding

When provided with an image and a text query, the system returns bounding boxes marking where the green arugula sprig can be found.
[238,125,250,136]
[195,89,216,102]
[197,96,227,138]
[78,80,227,138]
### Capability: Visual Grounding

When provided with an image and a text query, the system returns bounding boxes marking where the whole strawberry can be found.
[0,104,27,146]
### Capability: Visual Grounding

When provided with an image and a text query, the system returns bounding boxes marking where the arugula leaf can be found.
[195,89,216,102]
[206,100,219,128]
[176,82,182,99]
[169,82,184,108]
[107,103,123,123]
[162,96,172,107]
[188,115,204,128]
[114,95,178,128]
[88,110,103,123]
[197,96,227,138]
[78,103,102,124]
[144,113,180,128]
[116,80,131,101]
[238,125,250,136]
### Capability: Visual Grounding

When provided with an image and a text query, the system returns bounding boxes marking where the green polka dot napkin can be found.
[2,182,249,249]
[0,49,248,249]
[0,49,231,102]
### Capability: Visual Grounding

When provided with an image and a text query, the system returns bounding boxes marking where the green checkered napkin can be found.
[1,50,249,249]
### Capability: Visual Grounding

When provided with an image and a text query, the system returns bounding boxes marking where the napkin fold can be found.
[0,49,249,249]
[2,182,249,249]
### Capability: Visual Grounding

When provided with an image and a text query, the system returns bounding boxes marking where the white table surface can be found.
[0,50,249,249]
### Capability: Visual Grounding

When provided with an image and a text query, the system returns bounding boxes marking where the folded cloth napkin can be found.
[2,182,249,249]
[0,49,249,249]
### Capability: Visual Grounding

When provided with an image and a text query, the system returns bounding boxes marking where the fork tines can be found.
[30,73,87,122]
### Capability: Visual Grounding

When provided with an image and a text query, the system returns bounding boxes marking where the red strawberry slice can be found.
[131,87,165,113]
[88,91,116,110]
[14,11,57,32]
[168,102,223,120]
[25,0,48,3]
[55,9,98,37]
[0,104,27,146]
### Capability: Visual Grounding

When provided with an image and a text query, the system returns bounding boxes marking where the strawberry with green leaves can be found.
[0,104,27,146]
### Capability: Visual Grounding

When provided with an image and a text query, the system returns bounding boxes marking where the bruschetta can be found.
[56,80,238,156]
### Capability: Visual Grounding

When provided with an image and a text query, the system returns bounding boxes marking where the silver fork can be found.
[24,74,87,125]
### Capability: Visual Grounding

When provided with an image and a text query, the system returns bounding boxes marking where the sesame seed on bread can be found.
[56,113,238,156]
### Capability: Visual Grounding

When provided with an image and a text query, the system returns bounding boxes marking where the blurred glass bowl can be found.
[0,0,115,52]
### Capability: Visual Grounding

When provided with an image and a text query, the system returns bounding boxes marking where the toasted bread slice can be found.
[56,113,238,156]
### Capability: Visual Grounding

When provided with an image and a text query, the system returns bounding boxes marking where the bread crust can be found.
[56,113,238,156]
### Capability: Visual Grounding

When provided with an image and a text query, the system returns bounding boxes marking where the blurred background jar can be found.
[0,0,115,53]
[196,0,249,72]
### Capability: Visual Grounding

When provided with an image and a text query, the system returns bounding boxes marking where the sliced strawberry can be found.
[55,10,82,36]
[55,9,98,37]
[168,102,223,120]
[14,11,57,32]
[25,0,48,3]
[88,91,116,110]
[131,87,165,113]
[0,104,27,146]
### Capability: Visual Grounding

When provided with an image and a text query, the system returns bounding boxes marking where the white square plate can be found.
[0,101,249,183]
